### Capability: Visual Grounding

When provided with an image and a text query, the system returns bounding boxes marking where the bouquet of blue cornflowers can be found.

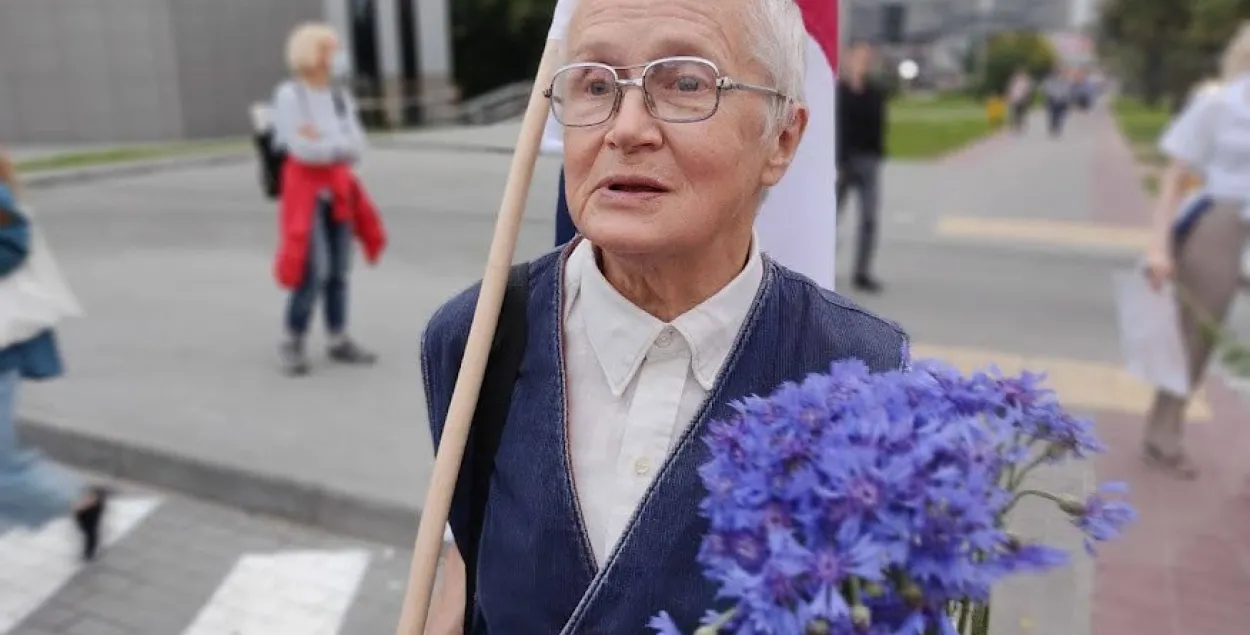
[649,358,1135,635]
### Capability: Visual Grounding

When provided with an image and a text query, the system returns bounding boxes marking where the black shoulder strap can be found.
[462,262,530,632]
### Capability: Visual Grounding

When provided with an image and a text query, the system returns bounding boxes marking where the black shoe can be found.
[281,340,310,376]
[853,274,883,294]
[328,339,377,365]
[74,487,110,561]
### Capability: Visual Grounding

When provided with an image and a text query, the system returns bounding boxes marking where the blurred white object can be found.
[1114,266,1190,397]
[0,205,83,349]
[1242,243,1250,281]
[249,103,273,133]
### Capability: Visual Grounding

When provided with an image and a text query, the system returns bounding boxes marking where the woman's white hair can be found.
[746,0,808,134]
[286,22,339,75]
[1221,21,1250,81]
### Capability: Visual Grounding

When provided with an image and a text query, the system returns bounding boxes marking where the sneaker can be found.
[281,340,310,376]
[852,274,884,294]
[74,486,111,561]
[328,339,377,365]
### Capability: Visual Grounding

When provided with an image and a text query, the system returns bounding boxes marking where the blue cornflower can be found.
[647,612,683,635]
[1069,482,1137,554]
[653,358,1132,635]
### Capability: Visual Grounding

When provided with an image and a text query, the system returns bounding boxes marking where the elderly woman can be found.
[0,150,109,560]
[1143,23,1250,479]
[419,0,909,631]
[272,22,386,376]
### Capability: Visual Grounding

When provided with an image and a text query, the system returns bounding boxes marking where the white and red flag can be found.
[542,0,839,289]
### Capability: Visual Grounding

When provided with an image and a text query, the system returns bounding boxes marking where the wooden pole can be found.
[394,40,562,635]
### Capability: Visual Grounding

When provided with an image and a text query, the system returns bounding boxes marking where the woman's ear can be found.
[760,103,809,188]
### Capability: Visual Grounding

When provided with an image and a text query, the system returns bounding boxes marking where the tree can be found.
[975,31,1057,97]
[1098,0,1250,108]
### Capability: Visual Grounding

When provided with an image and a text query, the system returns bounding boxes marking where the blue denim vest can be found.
[422,244,910,634]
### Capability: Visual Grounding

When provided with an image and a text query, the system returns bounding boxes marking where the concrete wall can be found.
[0,0,182,143]
[168,0,324,139]
[0,0,321,143]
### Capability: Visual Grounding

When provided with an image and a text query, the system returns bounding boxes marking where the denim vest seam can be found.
[551,239,602,584]
[773,265,908,339]
[558,258,780,634]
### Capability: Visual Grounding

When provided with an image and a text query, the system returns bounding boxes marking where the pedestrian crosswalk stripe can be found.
[180,549,370,635]
[0,497,162,634]
[912,343,1213,421]
[935,216,1150,251]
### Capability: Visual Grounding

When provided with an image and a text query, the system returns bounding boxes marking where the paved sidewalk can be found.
[1091,381,1250,635]
[2,480,414,635]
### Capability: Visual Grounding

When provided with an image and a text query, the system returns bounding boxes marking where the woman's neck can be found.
[595,230,753,322]
[301,72,331,88]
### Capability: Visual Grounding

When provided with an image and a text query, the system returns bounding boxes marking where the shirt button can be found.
[655,329,673,348]
[633,458,652,476]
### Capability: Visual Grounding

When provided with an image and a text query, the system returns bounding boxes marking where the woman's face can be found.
[318,37,340,75]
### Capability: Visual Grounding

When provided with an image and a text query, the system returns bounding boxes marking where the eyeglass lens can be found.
[551,58,720,125]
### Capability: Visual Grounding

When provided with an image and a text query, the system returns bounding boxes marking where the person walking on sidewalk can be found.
[1006,69,1033,134]
[1142,24,1250,479]
[836,41,888,293]
[1041,69,1071,137]
[272,22,387,376]
[0,150,110,560]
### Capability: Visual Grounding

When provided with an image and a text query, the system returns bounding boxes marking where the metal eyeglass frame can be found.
[542,55,790,126]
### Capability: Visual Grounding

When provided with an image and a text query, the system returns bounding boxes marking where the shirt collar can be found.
[564,237,764,396]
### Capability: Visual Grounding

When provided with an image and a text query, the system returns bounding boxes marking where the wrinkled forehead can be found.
[566,0,750,69]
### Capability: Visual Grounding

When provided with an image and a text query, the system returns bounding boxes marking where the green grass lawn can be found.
[1111,96,1173,194]
[1112,97,1171,166]
[887,94,998,160]
[16,139,247,173]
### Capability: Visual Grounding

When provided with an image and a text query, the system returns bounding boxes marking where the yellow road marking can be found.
[912,343,1212,421]
[936,217,1151,251]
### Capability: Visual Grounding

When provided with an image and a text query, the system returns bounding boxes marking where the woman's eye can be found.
[675,76,705,91]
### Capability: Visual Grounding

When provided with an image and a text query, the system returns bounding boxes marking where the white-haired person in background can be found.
[419,0,909,631]
[1143,23,1250,479]
[0,149,110,560]
[271,22,387,376]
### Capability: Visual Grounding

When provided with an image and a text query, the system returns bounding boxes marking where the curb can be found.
[24,151,253,190]
[16,416,420,548]
[371,138,519,156]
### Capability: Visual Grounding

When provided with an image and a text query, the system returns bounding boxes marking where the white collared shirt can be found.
[562,238,764,567]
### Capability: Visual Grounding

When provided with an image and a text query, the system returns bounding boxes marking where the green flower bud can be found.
[851,605,872,627]
[804,618,832,635]
[1056,495,1086,516]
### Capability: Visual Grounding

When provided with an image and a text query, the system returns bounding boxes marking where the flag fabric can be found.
[543,0,839,288]
[755,0,839,290]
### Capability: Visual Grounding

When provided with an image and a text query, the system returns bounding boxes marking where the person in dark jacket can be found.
[836,41,888,293]
[0,152,110,560]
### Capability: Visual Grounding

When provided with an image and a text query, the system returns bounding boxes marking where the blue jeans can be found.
[0,370,82,530]
[286,196,352,337]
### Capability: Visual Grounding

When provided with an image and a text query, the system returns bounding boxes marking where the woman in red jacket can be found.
[272,23,386,376]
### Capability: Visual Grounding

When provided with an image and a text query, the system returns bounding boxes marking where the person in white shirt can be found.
[418,0,909,630]
[1143,23,1250,479]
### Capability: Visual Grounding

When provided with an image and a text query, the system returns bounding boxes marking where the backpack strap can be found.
[461,262,530,632]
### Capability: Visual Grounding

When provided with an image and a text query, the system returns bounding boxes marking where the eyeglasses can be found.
[543,56,789,127]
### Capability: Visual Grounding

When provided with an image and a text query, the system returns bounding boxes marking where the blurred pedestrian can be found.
[1041,69,1071,137]
[0,149,110,560]
[272,22,387,376]
[836,41,887,293]
[1006,68,1033,133]
[1142,24,1250,479]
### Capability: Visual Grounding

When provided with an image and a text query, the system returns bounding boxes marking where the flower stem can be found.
[956,600,972,634]
[1008,448,1055,491]
[694,608,738,635]
[1002,488,1069,517]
